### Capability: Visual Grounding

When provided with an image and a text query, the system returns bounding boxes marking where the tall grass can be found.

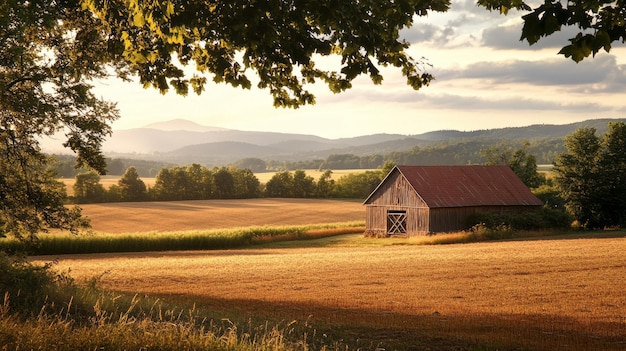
[0,253,334,351]
[0,299,314,351]
[0,222,365,255]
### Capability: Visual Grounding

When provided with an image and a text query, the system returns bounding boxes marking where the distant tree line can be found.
[71,163,396,204]
[257,139,563,172]
[51,137,564,179]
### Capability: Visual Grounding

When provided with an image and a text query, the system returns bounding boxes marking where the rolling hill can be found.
[84,118,626,166]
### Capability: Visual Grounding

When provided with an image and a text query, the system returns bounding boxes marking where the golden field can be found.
[35,234,626,350]
[78,198,364,233]
[29,196,625,349]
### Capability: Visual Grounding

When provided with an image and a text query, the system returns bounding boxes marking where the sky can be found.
[92,0,626,139]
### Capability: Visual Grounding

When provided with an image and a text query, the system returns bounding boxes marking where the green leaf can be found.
[558,43,590,63]
[595,30,612,54]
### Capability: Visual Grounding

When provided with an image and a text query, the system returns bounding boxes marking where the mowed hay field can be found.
[79,198,364,233]
[37,236,626,350]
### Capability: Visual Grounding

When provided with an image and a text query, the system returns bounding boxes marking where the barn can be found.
[363,165,543,236]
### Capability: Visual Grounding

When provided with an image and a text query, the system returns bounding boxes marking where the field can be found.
[30,198,626,350]
[37,236,626,350]
[78,198,364,233]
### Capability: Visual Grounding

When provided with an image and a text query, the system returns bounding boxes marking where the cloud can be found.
[405,1,508,47]
[322,79,615,114]
[436,54,626,91]
[400,24,447,43]
[418,93,610,113]
[482,24,585,50]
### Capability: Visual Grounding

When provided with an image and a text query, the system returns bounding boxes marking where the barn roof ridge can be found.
[364,165,543,208]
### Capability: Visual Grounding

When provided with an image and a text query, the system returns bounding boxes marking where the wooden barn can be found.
[363,165,543,236]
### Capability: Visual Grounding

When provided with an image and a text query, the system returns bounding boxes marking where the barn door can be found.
[387,210,407,235]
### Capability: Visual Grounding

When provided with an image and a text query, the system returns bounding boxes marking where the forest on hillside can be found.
[50,138,564,177]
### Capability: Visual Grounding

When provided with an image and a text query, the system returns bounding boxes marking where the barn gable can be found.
[364,165,543,236]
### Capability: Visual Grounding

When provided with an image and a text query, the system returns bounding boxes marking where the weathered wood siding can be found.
[365,171,430,236]
[365,206,431,236]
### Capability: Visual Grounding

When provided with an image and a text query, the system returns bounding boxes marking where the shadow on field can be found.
[184,296,626,351]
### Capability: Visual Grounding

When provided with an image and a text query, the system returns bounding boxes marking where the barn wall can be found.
[365,171,431,237]
[407,207,430,234]
[365,206,430,237]
[366,171,428,208]
[365,206,387,237]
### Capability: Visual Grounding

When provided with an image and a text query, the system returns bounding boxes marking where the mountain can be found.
[83,117,626,165]
[143,119,229,132]
[102,122,406,154]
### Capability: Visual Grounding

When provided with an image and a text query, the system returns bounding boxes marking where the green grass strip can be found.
[0,222,365,255]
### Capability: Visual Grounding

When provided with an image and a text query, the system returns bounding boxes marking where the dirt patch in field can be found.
[79,198,364,233]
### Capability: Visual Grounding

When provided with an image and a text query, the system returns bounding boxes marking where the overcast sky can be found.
[92,0,626,139]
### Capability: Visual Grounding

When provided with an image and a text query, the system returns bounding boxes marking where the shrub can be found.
[467,207,573,233]
[0,253,59,315]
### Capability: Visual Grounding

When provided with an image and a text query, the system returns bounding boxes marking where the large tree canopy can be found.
[82,0,451,107]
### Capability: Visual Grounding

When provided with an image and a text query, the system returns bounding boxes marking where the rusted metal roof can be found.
[366,165,543,208]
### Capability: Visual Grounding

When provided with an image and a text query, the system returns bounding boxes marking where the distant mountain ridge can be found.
[142,119,229,132]
[97,118,626,166]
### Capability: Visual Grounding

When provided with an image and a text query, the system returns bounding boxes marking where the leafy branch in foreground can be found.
[479,0,626,62]
[83,0,450,107]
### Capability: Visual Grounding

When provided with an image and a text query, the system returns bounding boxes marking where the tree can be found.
[1,1,120,239]
[596,122,626,226]
[118,166,147,201]
[152,166,207,200]
[555,122,626,228]
[152,168,176,201]
[553,127,603,227]
[380,161,397,179]
[333,171,383,199]
[292,170,316,198]
[481,143,545,188]
[316,170,335,198]
[185,164,212,200]
[73,171,107,204]
[265,171,294,198]
[230,168,261,198]
[478,0,626,63]
[212,167,235,199]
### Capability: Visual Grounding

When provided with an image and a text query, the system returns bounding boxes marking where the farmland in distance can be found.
[78,198,364,233]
